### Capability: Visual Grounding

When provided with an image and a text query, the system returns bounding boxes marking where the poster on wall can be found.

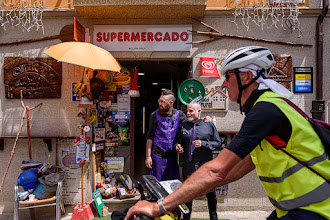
[105,157,124,173]
[293,67,313,93]
[112,111,131,124]
[118,94,131,111]
[57,139,91,205]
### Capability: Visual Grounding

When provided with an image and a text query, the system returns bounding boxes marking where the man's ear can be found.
[243,70,253,84]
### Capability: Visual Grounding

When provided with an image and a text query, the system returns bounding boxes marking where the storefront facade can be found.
[0,0,329,217]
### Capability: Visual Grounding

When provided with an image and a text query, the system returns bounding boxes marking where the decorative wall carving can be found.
[269,56,292,91]
[4,57,62,99]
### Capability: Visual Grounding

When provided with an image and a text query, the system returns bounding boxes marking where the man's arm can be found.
[145,139,153,169]
[145,112,156,169]
[195,123,221,151]
[125,148,254,219]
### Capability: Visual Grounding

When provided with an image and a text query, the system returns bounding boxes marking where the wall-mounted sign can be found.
[112,111,131,124]
[4,57,62,99]
[200,57,219,77]
[74,17,85,42]
[293,67,313,93]
[94,25,192,51]
[201,86,227,110]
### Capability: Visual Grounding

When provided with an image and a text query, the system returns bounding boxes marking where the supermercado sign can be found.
[93,25,192,51]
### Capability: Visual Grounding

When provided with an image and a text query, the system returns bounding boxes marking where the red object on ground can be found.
[72,202,94,220]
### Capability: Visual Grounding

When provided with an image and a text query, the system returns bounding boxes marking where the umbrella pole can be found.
[81,162,84,205]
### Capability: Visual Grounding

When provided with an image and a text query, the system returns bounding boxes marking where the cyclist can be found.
[125,46,330,220]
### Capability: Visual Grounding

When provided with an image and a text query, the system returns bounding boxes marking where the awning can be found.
[73,0,207,19]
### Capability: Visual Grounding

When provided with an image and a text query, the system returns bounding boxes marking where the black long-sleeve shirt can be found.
[226,89,292,159]
[175,119,221,177]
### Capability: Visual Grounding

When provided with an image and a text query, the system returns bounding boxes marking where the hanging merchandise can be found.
[118,127,129,143]
[100,89,111,108]
[73,70,88,98]
[128,69,140,97]
[178,79,206,105]
[111,68,131,86]
[97,70,113,89]
[87,109,97,124]
[75,135,90,163]
[90,70,106,100]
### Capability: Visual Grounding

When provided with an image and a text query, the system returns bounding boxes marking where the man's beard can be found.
[187,113,199,122]
[159,103,171,114]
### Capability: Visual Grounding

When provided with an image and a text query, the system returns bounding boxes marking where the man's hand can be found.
[176,144,184,153]
[145,157,152,169]
[124,200,161,220]
[192,140,202,148]
[203,116,212,123]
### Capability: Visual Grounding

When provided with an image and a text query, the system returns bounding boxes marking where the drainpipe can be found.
[312,0,328,120]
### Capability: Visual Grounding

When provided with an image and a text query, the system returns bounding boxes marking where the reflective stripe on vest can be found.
[259,151,328,183]
[269,181,330,211]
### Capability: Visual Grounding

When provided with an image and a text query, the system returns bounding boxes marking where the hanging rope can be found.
[0,91,42,192]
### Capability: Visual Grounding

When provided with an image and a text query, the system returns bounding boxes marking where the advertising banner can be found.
[200,57,219,77]
[93,25,192,51]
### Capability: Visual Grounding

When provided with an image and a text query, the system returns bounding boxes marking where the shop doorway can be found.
[121,61,191,179]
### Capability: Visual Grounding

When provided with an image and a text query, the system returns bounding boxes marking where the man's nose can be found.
[221,79,227,89]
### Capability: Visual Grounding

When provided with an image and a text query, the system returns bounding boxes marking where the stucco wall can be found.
[0,5,329,216]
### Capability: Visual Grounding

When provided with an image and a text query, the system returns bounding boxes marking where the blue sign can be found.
[293,67,313,93]
[112,111,131,124]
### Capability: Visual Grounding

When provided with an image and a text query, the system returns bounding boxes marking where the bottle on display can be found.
[212,116,216,126]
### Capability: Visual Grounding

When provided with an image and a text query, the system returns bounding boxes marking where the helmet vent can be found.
[227,53,248,65]
[267,54,274,60]
[251,48,267,53]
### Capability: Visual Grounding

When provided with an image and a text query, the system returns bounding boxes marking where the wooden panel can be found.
[4,57,62,99]
[206,0,309,8]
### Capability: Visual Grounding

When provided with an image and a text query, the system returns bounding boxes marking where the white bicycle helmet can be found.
[221,46,274,75]
[221,46,275,110]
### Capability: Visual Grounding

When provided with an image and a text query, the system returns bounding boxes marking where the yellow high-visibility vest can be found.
[250,91,330,219]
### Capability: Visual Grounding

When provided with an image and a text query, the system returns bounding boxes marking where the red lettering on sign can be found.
[96,32,102,42]
[155,32,162,41]
[147,32,154,41]
[103,32,110,42]
[131,32,140,41]
[141,32,146,41]
[118,32,123,42]
[124,32,130,41]
[163,32,171,41]
[111,32,117,41]
[180,32,189,41]
[172,32,179,41]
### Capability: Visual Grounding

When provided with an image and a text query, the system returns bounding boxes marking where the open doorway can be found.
[121,60,191,179]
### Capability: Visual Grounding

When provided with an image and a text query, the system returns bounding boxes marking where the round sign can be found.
[178,79,205,105]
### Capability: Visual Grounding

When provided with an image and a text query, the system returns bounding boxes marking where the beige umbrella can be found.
[42,41,122,72]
